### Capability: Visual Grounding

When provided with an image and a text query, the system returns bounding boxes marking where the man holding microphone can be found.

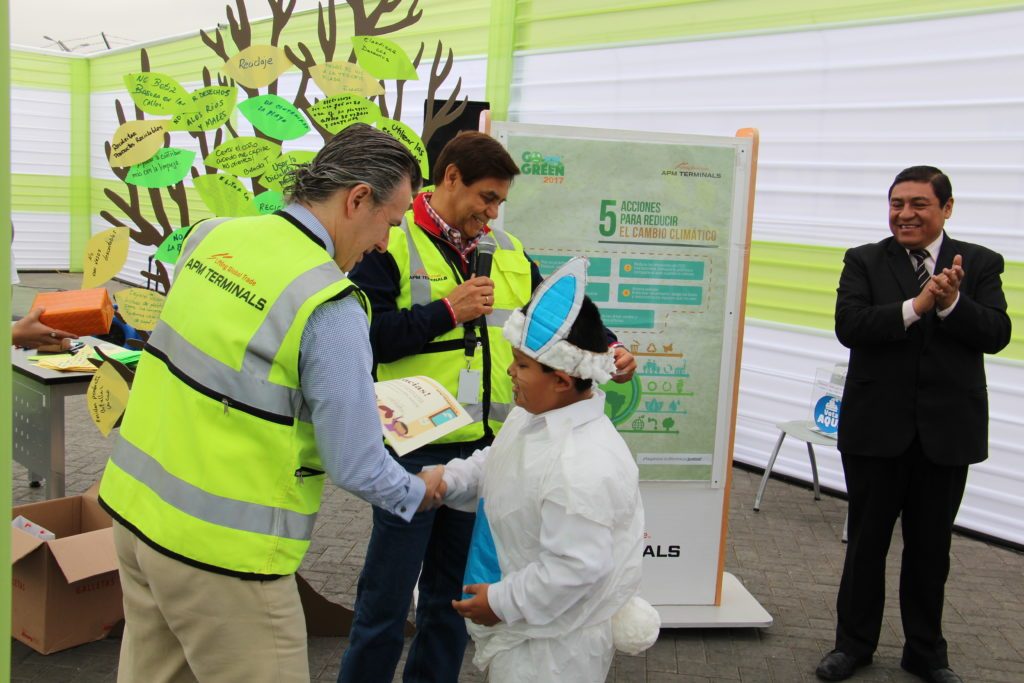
[341,131,636,682]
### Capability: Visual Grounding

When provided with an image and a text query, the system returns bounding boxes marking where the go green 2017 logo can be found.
[521,151,565,183]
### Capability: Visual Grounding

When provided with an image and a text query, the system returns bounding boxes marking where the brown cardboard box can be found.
[10,485,123,654]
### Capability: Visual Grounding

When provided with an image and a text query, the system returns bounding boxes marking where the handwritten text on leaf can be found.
[260,151,317,192]
[125,148,195,188]
[352,36,419,81]
[223,45,293,89]
[308,95,382,135]
[154,227,192,265]
[193,174,259,217]
[109,121,166,168]
[124,72,194,115]
[82,227,130,289]
[170,86,237,132]
[238,95,310,141]
[205,137,281,177]
[309,61,384,97]
[378,118,430,180]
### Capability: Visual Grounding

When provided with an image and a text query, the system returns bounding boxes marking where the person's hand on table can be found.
[12,307,77,351]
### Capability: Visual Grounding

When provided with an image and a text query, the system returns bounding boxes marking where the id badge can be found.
[457,368,481,404]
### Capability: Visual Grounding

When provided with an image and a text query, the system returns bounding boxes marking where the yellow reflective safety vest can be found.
[99,212,367,578]
[375,211,532,443]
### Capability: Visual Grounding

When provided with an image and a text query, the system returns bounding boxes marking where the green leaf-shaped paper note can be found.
[260,151,317,192]
[238,95,310,141]
[193,174,259,217]
[125,148,196,189]
[153,226,192,265]
[223,45,293,89]
[124,72,195,115]
[309,61,384,97]
[308,95,382,135]
[377,118,429,180]
[352,36,419,81]
[252,190,285,215]
[170,86,237,132]
[109,120,167,168]
[205,137,281,177]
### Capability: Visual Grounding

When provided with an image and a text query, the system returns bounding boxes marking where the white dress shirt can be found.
[287,203,424,521]
[901,232,960,328]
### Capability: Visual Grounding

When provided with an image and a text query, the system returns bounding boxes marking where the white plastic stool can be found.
[753,419,836,511]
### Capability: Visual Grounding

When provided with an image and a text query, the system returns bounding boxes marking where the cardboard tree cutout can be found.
[102,0,469,294]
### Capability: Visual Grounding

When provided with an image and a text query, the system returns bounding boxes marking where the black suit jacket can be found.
[835,232,1011,465]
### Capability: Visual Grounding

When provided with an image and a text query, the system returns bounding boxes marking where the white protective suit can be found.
[443,390,644,683]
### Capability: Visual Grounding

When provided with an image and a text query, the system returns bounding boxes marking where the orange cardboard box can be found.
[31,288,114,337]
[10,485,124,654]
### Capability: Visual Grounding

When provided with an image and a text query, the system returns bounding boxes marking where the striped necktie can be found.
[910,248,930,290]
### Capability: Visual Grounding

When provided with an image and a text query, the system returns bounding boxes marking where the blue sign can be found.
[813,395,841,435]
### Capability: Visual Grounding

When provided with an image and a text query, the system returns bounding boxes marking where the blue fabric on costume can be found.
[524,274,577,353]
[462,498,501,599]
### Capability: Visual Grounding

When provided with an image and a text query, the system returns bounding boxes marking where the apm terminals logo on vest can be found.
[410,267,448,283]
[179,251,267,311]
[520,151,565,184]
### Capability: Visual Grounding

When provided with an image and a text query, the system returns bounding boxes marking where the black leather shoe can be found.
[815,650,872,681]
[900,662,964,683]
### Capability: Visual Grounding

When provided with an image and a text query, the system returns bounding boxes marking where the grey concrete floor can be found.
[9,273,1024,682]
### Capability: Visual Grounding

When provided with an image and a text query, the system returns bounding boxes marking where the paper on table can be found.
[375,376,473,456]
[34,346,99,373]
[30,344,134,372]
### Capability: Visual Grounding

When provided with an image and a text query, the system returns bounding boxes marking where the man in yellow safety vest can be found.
[99,124,443,682]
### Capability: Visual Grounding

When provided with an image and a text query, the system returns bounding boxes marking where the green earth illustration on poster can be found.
[602,375,641,425]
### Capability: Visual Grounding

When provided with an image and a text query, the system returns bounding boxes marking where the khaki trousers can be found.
[113,522,310,683]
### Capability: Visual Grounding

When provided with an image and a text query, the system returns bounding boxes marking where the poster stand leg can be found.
[654,573,772,628]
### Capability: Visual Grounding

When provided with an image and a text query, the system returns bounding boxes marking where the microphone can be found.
[474,234,497,279]
[469,235,498,332]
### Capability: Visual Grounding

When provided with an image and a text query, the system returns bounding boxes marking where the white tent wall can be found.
[10,50,81,272]
[508,8,1024,545]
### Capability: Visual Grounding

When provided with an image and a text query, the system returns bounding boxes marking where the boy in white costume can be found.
[435,258,659,682]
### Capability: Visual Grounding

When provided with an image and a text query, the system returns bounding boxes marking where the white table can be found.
[753,419,838,512]
[11,337,104,498]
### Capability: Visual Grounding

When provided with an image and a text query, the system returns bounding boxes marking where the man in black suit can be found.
[815,166,1011,683]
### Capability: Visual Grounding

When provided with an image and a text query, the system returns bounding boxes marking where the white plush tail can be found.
[611,596,661,655]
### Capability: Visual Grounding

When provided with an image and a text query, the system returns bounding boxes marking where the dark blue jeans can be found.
[339,442,482,683]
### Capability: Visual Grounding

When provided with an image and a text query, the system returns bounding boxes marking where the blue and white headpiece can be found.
[502,257,617,384]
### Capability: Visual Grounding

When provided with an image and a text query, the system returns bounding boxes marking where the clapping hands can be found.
[913,254,964,315]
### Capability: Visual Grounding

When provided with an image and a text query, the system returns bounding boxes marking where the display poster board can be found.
[492,123,760,616]
[492,123,752,483]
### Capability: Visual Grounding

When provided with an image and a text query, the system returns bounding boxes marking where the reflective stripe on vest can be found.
[399,219,515,307]
[100,213,362,577]
[147,322,302,420]
[243,261,353,377]
[467,401,513,423]
[380,218,527,440]
[178,217,231,269]
[111,438,315,541]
